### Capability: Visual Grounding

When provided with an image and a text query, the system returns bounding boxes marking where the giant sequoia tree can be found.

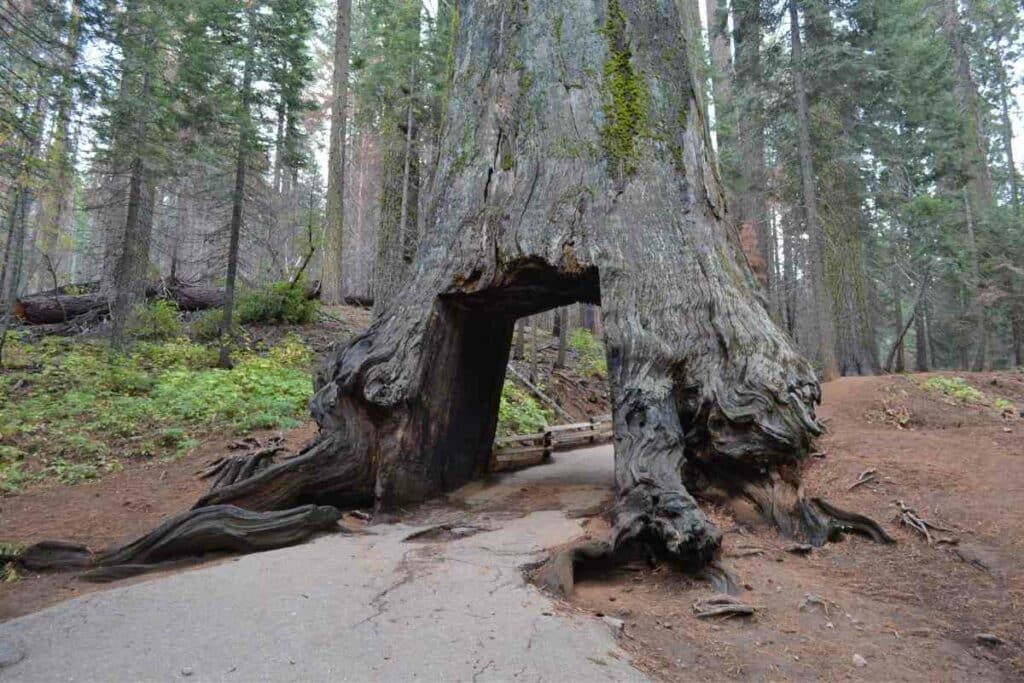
[187,0,888,571]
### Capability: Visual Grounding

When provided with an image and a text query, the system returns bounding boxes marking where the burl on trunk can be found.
[201,0,873,571]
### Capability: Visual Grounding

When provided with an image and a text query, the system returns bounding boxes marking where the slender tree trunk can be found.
[732,0,773,307]
[218,29,255,368]
[940,0,992,372]
[703,0,732,149]
[556,307,568,368]
[914,290,929,372]
[788,0,837,380]
[1012,318,1022,367]
[109,63,155,350]
[1000,81,1020,218]
[321,0,352,304]
[513,317,526,359]
[36,0,82,290]
[529,316,539,382]
[0,188,31,366]
[963,190,987,371]
[782,210,797,337]
[372,126,406,309]
[399,62,419,267]
[891,273,905,373]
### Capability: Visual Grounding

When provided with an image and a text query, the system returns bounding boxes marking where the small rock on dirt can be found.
[976,633,1004,647]
[852,654,868,668]
[180,667,193,677]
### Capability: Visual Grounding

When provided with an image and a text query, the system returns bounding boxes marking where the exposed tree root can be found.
[17,505,344,578]
[201,446,285,491]
[692,594,756,619]
[531,467,894,598]
[194,434,373,511]
[532,540,614,598]
[802,497,896,545]
[610,483,722,572]
[895,499,956,544]
[848,469,877,490]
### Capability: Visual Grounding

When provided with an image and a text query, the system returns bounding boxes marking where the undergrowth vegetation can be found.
[128,300,183,341]
[497,382,552,436]
[190,280,318,341]
[921,376,984,403]
[921,375,1017,415]
[569,328,607,377]
[0,333,313,491]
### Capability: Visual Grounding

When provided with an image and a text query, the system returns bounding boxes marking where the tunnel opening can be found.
[420,260,606,495]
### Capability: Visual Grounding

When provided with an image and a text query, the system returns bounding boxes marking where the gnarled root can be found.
[201,446,284,491]
[610,482,722,570]
[532,479,723,599]
[195,433,373,511]
[699,467,895,546]
[17,505,345,580]
[805,497,895,545]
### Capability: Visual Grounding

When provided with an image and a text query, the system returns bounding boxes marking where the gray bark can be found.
[203,0,826,571]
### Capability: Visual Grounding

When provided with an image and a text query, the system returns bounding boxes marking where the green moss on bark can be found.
[599,0,649,176]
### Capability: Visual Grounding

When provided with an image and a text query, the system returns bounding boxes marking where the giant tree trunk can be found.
[202,0,833,571]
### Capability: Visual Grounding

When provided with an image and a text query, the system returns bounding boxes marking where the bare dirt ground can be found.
[568,371,1024,681]
[1,369,1021,682]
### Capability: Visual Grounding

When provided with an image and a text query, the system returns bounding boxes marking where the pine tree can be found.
[322,0,353,304]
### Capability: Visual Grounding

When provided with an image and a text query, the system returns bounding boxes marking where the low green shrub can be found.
[995,398,1016,414]
[497,383,552,436]
[569,328,607,377]
[152,335,312,432]
[189,309,228,342]
[921,376,984,403]
[237,280,318,325]
[128,300,182,341]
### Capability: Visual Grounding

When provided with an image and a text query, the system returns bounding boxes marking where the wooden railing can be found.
[491,414,612,472]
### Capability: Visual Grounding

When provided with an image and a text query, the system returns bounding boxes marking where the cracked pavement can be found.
[0,446,646,682]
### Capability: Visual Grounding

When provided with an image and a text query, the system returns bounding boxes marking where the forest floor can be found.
[1,315,1022,679]
[568,371,1024,681]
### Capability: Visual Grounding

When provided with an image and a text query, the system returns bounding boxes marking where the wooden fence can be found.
[491,414,613,472]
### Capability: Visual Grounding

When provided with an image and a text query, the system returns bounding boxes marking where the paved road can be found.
[0,447,644,682]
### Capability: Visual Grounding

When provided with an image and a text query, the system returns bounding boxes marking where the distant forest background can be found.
[2,0,1023,374]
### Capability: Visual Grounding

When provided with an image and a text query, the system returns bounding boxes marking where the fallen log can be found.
[14,281,323,325]
[14,292,105,324]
